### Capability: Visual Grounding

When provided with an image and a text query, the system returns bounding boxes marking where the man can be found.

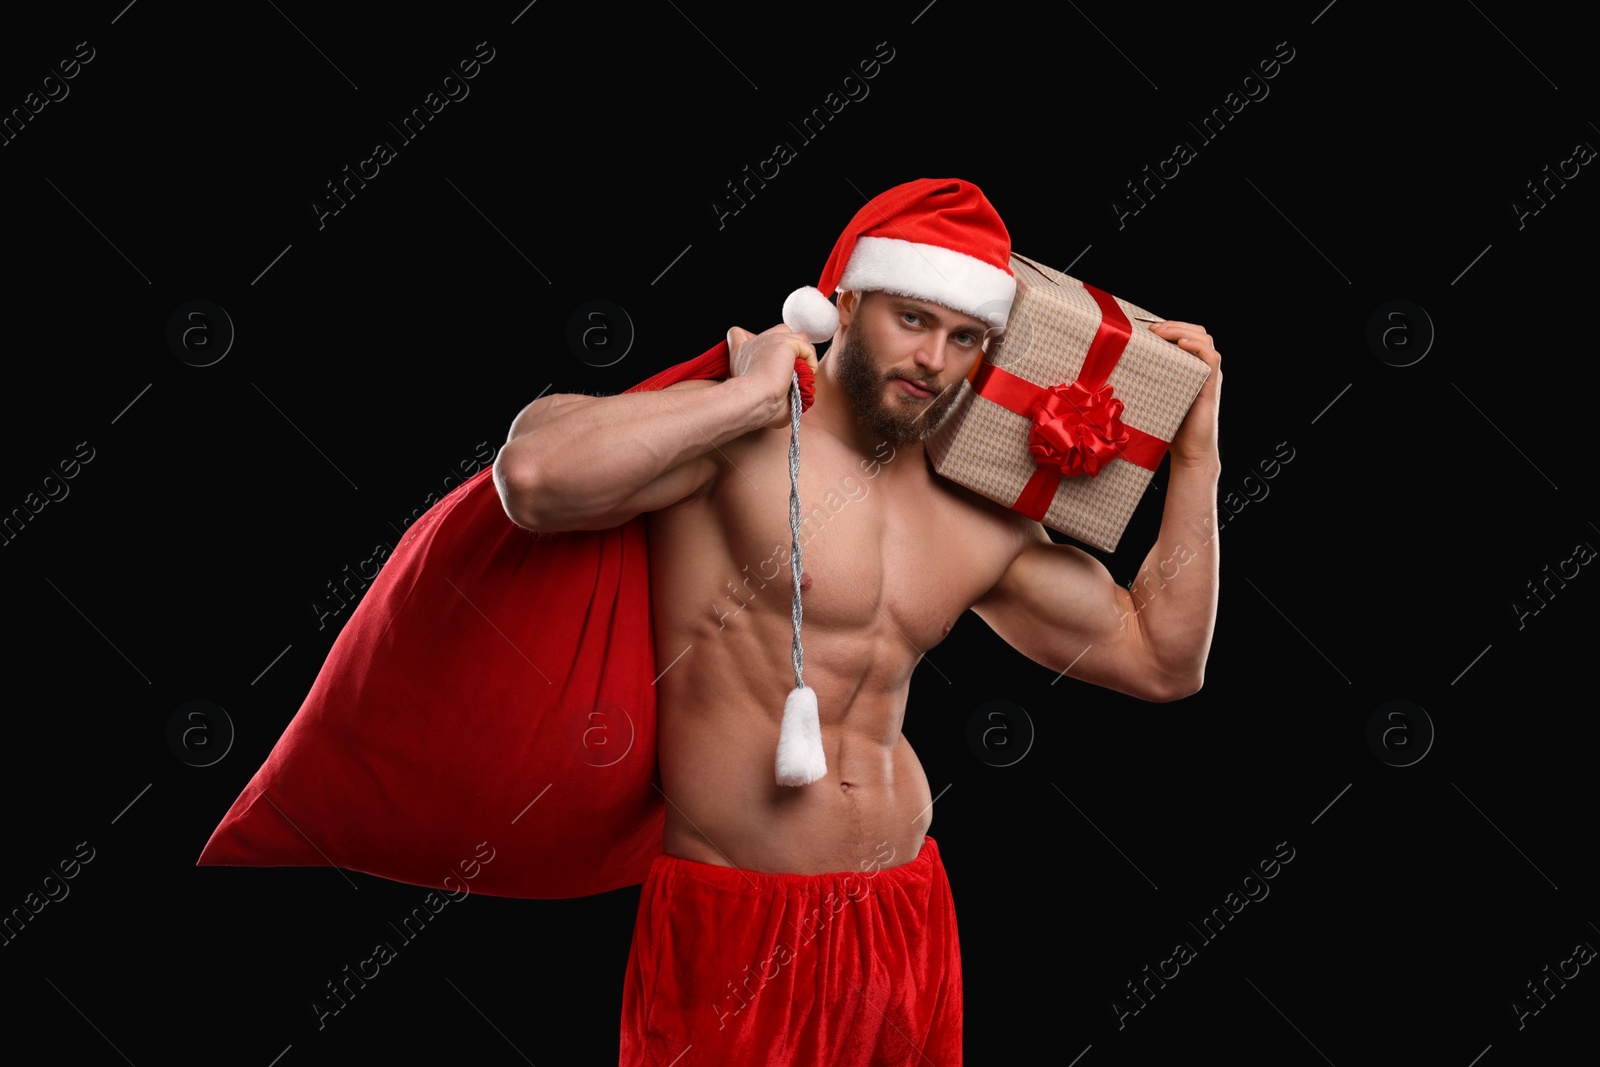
[493,178,1221,1064]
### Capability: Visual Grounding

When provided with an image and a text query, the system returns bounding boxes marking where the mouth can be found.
[894,377,935,398]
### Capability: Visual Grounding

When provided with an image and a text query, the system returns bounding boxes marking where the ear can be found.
[836,289,860,329]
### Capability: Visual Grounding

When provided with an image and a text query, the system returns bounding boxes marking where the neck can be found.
[808,350,930,472]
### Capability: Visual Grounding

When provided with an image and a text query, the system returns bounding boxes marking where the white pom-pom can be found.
[776,686,826,786]
[782,287,839,343]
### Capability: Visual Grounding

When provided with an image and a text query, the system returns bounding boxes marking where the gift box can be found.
[925,253,1210,552]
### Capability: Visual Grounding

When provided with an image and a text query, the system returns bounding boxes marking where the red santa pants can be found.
[619,836,962,1066]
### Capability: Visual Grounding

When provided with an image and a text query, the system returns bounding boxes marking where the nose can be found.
[913,331,954,374]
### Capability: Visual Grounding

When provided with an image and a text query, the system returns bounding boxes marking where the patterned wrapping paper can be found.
[925,253,1211,552]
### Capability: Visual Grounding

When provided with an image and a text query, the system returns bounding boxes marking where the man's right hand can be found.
[727,325,820,430]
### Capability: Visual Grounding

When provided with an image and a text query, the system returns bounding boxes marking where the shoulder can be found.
[918,456,1050,595]
[927,455,1044,550]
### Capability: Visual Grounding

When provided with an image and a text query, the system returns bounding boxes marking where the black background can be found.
[3,2,1596,1064]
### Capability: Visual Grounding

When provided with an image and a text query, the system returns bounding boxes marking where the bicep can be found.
[971,532,1161,698]
[496,380,724,530]
[605,453,721,524]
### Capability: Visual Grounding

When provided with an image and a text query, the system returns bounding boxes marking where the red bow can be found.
[1028,381,1130,479]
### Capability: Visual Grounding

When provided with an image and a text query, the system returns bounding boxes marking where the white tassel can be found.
[774,362,823,787]
[776,685,826,786]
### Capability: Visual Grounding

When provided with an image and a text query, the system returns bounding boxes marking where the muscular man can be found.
[494,179,1221,1064]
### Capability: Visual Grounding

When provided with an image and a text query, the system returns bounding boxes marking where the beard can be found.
[832,323,965,448]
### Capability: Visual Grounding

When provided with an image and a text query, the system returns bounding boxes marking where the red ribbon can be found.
[971,285,1170,522]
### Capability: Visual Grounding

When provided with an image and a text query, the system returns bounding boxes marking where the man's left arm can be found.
[970,321,1222,702]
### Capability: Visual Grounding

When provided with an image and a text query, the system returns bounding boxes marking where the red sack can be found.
[198,344,814,898]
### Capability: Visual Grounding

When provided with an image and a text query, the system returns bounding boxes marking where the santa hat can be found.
[783,177,1017,344]
[773,178,1015,787]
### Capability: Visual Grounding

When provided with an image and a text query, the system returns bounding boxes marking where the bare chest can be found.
[704,430,1013,651]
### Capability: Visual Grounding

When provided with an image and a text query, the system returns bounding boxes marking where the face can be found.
[833,292,987,447]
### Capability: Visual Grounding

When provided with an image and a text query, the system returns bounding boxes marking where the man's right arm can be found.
[492,326,817,532]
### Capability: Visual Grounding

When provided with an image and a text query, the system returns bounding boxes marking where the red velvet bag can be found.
[198,344,814,898]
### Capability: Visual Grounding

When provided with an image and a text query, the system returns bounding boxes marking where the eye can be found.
[900,311,922,327]
[952,329,978,346]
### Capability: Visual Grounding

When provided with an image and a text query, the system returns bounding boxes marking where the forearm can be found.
[1127,457,1221,698]
[494,375,779,530]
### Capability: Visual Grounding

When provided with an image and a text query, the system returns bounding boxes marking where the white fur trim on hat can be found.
[776,686,826,786]
[839,235,1015,326]
[782,286,840,342]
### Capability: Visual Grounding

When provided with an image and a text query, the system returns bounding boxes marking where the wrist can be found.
[723,373,790,431]
[1169,452,1221,478]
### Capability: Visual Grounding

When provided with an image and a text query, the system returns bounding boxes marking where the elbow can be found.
[1170,674,1205,702]
[493,453,620,532]
[493,453,553,531]
[1146,669,1204,703]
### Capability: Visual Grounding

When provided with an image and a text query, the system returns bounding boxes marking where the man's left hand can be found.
[1149,320,1221,469]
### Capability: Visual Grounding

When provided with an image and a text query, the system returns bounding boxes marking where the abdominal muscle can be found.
[654,627,934,877]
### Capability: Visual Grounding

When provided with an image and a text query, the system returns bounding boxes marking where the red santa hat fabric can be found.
[782,178,1017,341]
